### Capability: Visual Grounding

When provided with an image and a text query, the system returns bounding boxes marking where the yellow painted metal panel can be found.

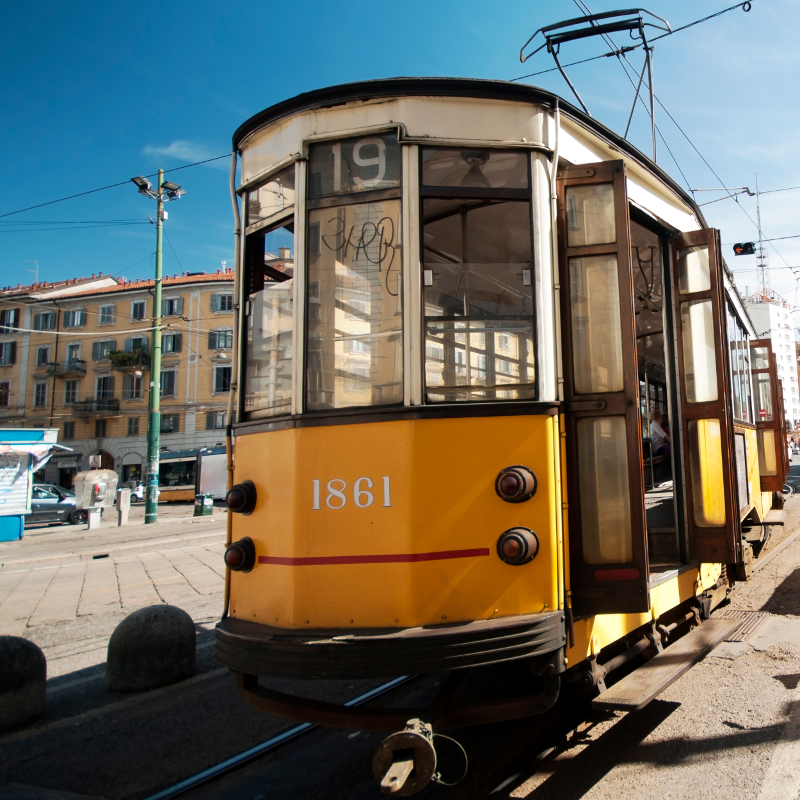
[229,415,560,628]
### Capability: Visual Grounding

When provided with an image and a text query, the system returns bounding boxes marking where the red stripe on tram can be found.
[258,548,491,566]
[593,567,641,582]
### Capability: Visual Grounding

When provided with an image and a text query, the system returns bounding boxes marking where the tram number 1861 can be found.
[312,477,392,510]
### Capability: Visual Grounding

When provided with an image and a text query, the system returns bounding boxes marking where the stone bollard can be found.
[105,605,196,692]
[0,636,46,731]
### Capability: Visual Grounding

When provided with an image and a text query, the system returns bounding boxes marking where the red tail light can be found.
[226,480,257,515]
[224,537,256,572]
[497,528,539,565]
[495,466,537,503]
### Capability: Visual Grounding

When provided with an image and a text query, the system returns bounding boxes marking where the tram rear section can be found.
[215,78,789,794]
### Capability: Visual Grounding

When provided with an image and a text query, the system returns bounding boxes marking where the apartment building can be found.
[0,270,236,488]
[746,287,800,427]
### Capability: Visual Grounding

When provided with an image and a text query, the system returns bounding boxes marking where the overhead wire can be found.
[0,153,231,221]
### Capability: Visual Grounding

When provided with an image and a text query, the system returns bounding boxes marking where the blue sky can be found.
[2,1,799,311]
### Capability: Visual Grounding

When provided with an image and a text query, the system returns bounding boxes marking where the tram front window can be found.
[305,134,403,411]
[421,148,534,403]
[244,222,294,418]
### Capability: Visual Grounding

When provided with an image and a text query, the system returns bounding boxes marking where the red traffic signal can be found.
[733,242,756,256]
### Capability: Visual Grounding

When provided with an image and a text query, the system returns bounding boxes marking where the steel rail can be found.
[143,675,414,800]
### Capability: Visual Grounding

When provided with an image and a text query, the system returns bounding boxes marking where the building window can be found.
[162,298,183,317]
[347,298,368,320]
[162,333,182,354]
[124,336,148,353]
[67,343,80,363]
[206,410,226,430]
[36,346,50,366]
[499,334,510,351]
[212,294,233,312]
[63,309,86,328]
[214,366,232,393]
[349,332,368,354]
[0,308,19,333]
[132,301,147,321]
[160,413,180,433]
[95,419,107,438]
[33,312,54,331]
[127,417,139,436]
[208,329,233,350]
[92,340,116,361]
[96,375,114,399]
[160,370,176,397]
[64,379,78,405]
[34,382,47,408]
[99,305,115,325]
[122,373,143,400]
[0,381,9,407]
[63,421,75,440]
[0,342,15,366]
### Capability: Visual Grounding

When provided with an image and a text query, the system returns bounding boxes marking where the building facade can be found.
[0,270,236,488]
[746,288,800,427]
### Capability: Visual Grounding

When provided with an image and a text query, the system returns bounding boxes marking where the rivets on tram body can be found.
[497,527,539,566]
[495,466,537,503]
[226,480,257,515]
[224,537,256,573]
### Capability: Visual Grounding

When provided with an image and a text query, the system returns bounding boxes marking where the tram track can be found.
[142,675,415,800]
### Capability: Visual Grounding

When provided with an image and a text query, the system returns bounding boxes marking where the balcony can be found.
[71,397,120,418]
[46,359,88,377]
[109,350,151,372]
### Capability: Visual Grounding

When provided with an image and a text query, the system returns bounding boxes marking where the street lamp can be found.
[130,170,187,524]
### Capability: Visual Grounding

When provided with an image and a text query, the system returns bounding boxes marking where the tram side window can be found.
[305,134,403,411]
[244,220,294,419]
[727,302,753,423]
[421,148,534,403]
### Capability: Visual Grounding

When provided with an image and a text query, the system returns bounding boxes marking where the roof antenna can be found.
[519,8,671,162]
[25,259,39,285]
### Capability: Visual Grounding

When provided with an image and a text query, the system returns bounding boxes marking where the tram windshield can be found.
[421,148,535,403]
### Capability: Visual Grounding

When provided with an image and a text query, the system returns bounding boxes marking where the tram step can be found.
[764,508,786,526]
[592,618,741,712]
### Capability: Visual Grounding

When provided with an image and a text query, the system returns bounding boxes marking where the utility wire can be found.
[0,153,231,221]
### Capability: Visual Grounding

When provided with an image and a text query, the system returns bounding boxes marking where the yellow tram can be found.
[215,78,789,793]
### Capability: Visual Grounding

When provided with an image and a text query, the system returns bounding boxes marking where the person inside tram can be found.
[649,409,670,456]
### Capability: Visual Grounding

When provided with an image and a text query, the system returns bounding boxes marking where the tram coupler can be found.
[372,718,437,796]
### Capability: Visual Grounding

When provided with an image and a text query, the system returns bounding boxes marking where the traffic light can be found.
[733,242,756,256]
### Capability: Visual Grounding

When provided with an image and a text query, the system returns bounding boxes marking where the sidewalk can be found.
[0,503,227,675]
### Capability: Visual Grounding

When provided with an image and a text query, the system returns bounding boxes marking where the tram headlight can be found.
[495,466,537,503]
[497,527,539,566]
[224,537,256,573]
[226,480,257,515]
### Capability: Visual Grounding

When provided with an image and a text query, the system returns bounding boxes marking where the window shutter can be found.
[33,313,42,331]
[92,342,100,361]
[122,374,131,398]
[175,297,183,316]
[78,310,86,326]
[107,375,115,393]
[141,338,148,353]
[208,331,217,349]
[172,333,182,353]
[124,337,133,353]
[162,299,169,316]
[206,411,214,430]
[210,295,218,312]
[9,342,16,365]
[109,339,116,353]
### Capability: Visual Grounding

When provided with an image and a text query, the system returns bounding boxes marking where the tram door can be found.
[557,160,651,615]
[670,229,741,565]
[751,340,785,492]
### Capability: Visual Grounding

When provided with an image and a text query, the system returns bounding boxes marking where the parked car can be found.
[119,481,144,502]
[27,484,92,525]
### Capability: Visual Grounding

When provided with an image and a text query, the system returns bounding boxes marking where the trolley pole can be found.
[145,169,165,524]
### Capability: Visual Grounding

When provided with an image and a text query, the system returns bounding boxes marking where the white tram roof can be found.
[234,77,752,334]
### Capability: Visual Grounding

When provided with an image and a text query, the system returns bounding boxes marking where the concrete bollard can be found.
[105,605,196,692]
[0,636,46,731]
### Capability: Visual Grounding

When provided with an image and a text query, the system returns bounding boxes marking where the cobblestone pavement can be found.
[0,504,226,676]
